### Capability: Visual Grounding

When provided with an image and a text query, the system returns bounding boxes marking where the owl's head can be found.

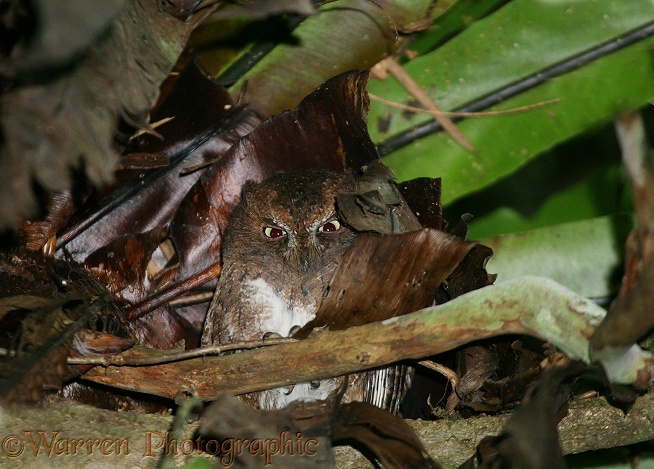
[222,169,356,274]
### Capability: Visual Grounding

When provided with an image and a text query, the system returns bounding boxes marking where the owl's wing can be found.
[201,284,225,347]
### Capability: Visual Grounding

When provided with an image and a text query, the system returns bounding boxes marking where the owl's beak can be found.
[288,235,319,272]
[299,253,310,273]
[295,240,319,273]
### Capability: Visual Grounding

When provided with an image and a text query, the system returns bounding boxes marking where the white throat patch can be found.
[242,277,316,338]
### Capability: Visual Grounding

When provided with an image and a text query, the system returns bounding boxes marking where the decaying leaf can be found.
[199,394,335,468]
[84,227,168,305]
[447,340,545,413]
[198,394,438,468]
[0,253,135,406]
[333,401,440,468]
[297,229,477,337]
[336,160,423,234]
[21,191,76,253]
[397,176,444,231]
[0,290,112,404]
[459,361,608,469]
[67,329,135,377]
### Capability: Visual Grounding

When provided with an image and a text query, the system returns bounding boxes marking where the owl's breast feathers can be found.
[240,277,317,339]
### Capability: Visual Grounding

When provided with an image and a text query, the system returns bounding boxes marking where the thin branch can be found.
[126,262,221,321]
[168,291,214,308]
[128,116,175,141]
[68,337,297,366]
[370,93,560,118]
[418,360,459,389]
[379,57,475,151]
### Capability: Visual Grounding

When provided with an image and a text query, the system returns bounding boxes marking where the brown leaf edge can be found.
[333,401,441,468]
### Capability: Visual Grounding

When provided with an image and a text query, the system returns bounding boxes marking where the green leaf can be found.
[407,0,511,56]
[369,0,654,140]
[382,35,654,203]
[464,162,632,239]
[227,0,438,115]
[481,215,633,300]
[369,0,654,203]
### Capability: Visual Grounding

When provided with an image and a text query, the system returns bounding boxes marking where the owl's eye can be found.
[318,220,341,233]
[263,226,286,239]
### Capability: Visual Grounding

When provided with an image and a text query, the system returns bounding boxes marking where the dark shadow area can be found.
[444,122,623,225]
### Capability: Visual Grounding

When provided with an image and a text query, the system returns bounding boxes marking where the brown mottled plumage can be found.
[202,169,412,411]
[201,169,358,409]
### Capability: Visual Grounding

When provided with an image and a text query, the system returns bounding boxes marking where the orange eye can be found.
[263,226,286,238]
[318,220,341,233]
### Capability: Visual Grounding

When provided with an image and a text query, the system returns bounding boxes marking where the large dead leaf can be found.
[198,394,438,468]
[333,401,441,468]
[296,229,476,337]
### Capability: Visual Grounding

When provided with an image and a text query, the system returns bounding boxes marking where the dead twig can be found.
[374,57,475,151]
[418,360,459,390]
[68,336,297,366]
[125,262,221,321]
[369,93,560,119]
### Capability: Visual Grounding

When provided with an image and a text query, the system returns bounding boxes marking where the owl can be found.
[201,169,360,409]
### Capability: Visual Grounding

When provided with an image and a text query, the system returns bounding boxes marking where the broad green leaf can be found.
[408,0,511,56]
[368,0,654,141]
[481,214,634,300]
[380,35,654,203]
[227,0,442,116]
[368,0,654,204]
